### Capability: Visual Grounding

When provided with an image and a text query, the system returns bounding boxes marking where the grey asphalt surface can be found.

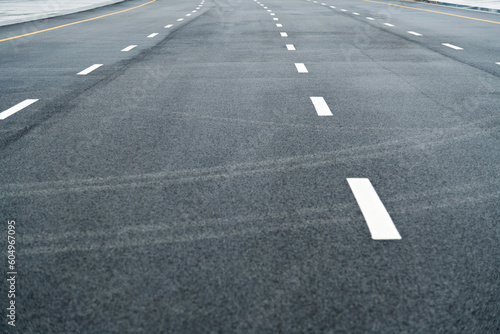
[1,0,499,332]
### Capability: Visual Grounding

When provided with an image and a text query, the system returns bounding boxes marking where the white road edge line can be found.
[286,44,296,50]
[347,178,402,240]
[77,64,103,75]
[121,45,137,52]
[407,31,422,36]
[310,97,332,116]
[0,99,39,120]
[295,63,308,73]
[442,43,463,50]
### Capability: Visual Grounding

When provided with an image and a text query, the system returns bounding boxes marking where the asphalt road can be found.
[1,0,499,332]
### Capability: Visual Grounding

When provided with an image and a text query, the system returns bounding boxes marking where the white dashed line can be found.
[280,32,288,37]
[121,45,137,52]
[310,97,332,116]
[353,12,360,15]
[177,18,184,21]
[347,178,402,240]
[295,63,308,73]
[330,6,336,8]
[186,13,192,16]
[286,44,296,51]
[341,9,347,11]
[0,99,39,120]
[192,10,197,12]
[273,18,279,20]
[165,24,173,28]
[271,13,276,15]
[496,62,500,65]
[407,31,422,36]
[147,33,158,38]
[276,23,283,27]
[321,3,327,5]
[442,43,463,50]
[366,17,375,20]
[384,23,395,27]
[77,64,103,75]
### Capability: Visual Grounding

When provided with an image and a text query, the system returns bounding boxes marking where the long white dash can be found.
[330,6,336,8]
[442,43,463,50]
[147,33,158,38]
[286,44,296,50]
[341,9,347,11]
[77,64,103,75]
[271,13,276,15]
[366,17,375,20]
[384,23,395,27]
[295,63,308,73]
[273,18,279,20]
[347,178,402,240]
[177,18,184,21]
[165,24,173,28]
[353,12,360,15]
[186,13,192,16]
[496,62,500,65]
[280,32,288,37]
[0,99,39,120]
[407,31,422,36]
[121,45,137,51]
[310,97,332,116]
[276,23,283,27]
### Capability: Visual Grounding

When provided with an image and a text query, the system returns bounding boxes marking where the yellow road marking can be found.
[362,0,500,25]
[0,0,157,43]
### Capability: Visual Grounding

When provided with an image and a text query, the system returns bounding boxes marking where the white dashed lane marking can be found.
[273,18,279,21]
[165,24,173,28]
[330,6,336,8]
[341,9,347,11]
[384,23,395,27]
[353,12,360,15]
[77,64,103,75]
[0,99,39,120]
[280,32,288,37]
[347,178,402,240]
[310,97,332,116]
[147,33,158,38]
[295,63,308,73]
[407,31,422,36]
[366,17,375,20]
[177,18,184,21]
[442,43,463,50]
[121,45,137,52]
[286,44,296,50]
[276,23,283,27]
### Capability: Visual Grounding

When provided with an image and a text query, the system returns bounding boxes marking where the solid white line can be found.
[286,44,296,50]
[280,32,288,37]
[0,99,39,120]
[442,43,463,50]
[165,24,173,28]
[310,97,332,116]
[276,23,283,27]
[121,45,137,52]
[407,31,422,36]
[366,17,375,20]
[147,33,158,38]
[353,12,360,15]
[384,23,395,27]
[295,63,308,73]
[177,18,184,21]
[347,178,402,240]
[77,64,103,75]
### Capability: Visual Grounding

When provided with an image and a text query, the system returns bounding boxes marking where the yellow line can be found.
[0,0,157,43]
[362,0,500,25]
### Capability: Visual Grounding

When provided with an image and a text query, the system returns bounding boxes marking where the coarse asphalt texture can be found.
[0,0,499,332]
